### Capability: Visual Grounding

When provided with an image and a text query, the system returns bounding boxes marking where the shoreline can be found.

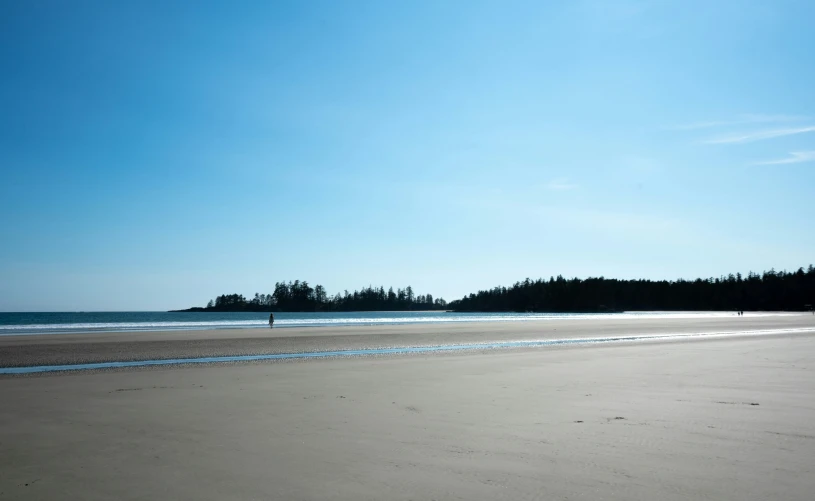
[2,314,814,372]
[0,310,807,338]
[5,328,815,375]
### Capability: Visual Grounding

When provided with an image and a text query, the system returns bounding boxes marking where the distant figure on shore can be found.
[269,313,275,328]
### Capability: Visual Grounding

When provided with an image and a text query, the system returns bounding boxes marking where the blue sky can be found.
[1,0,814,311]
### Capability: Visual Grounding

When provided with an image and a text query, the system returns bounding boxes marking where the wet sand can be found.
[2,316,815,500]
[1,314,813,368]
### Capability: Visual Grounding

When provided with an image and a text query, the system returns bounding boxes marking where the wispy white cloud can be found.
[754,151,815,165]
[671,114,807,131]
[704,126,815,144]
[545,178,578,191]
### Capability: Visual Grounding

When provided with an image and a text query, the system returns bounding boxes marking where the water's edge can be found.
[0,311,798,336]
[3,327,812,374]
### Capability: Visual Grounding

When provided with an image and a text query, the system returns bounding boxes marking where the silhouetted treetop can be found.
[447,265,815,312]
[174,282,448,312]
[172,265,814,313]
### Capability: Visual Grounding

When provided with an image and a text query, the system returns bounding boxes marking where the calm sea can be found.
[0,310,761,335]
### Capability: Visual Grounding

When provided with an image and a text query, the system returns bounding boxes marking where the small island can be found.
[171,281,448,312]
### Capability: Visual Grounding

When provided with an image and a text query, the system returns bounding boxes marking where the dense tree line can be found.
[176,281,448,312]
[448,265,815,312]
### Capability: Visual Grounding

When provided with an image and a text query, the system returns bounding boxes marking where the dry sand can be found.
[2,315,815,500]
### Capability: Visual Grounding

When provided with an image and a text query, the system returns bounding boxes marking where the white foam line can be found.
[0,312,803,335]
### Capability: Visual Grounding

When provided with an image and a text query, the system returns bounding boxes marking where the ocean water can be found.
[0,310,787,336]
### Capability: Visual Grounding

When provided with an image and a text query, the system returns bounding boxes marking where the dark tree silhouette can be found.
[174,282,447,312]
[173,265,814,313]
[447,265,815,312]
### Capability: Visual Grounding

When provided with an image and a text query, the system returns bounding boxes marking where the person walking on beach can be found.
[269,313,275,328]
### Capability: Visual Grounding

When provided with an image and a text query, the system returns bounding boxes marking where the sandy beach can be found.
[2,315,815,500]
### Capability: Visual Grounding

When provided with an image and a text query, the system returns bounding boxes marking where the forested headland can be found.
[172,265,815,313]
[447,265,815,312]
[172,281,448,312]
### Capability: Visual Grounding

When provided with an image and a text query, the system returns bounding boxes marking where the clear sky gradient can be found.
[2,1,814,311]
